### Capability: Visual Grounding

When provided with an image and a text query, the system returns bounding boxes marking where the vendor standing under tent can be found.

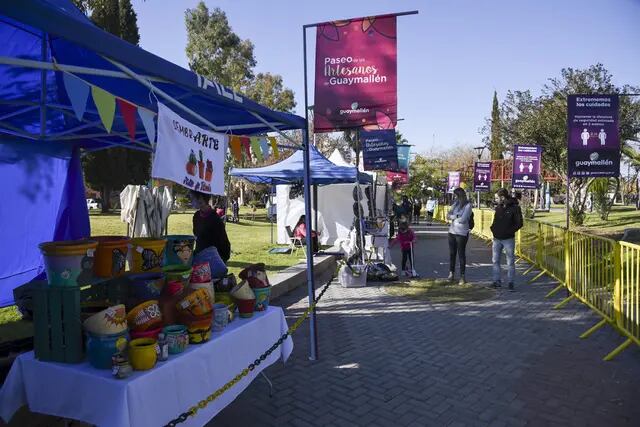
[191,191,231,276]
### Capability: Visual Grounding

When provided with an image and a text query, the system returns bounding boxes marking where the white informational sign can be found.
[152,103,228,195]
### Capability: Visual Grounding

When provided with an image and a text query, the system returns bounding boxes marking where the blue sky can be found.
[133,0,640,154]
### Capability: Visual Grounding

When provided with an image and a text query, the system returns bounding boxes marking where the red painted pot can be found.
[236,298,256,318]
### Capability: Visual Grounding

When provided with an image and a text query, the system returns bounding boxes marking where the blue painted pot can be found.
[162,324,189,354]
[85,330,129,369]
[252,287,271,312]
[165,235,195,266]
[39,240,98,287]
[129,272,166,301]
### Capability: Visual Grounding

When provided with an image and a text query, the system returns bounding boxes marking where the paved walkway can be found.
[213,223,640,426]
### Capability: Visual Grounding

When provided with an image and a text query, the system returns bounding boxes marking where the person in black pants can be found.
[447,188,472,284]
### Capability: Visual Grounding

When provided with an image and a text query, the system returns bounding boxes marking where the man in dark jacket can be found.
[490,188,523,290]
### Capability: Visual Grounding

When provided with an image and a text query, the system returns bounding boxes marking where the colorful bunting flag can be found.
[259,137,270,161]
[250,137,263,162]
[116,98,137,141]
[229,136,243,162]
[268,137,279,159]
[138,108,156,144]
[63,72,89,121]
[240,137,252,160]
[91,86,116,133]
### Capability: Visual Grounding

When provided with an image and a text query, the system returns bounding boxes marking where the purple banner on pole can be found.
[512,145,542,189]
[473,161,492,192]
[567,94,620,177]
[447,171,460,193]
[362,129,398,171]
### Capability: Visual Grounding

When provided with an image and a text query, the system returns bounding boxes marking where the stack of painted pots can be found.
[93,236,130,278]
[239,264,271,312]
[163,264,193,289]
[83,304,129,369]
[127,300,163,340]
[176,288,214,344]
[189,262,214,302]
[38,239,99,286]
[230,280,255,318]
[213,274,237,314]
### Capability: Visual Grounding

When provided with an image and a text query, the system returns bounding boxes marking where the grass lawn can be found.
[0,306,33,343]
[89,207,301,277]
[532,205,640,238]
[384,278,496,304]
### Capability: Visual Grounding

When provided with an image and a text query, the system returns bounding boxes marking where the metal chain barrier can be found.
[165,280,332,427]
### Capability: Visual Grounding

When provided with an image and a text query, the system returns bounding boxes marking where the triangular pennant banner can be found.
[138,107,156,144]
[240,137,252,160]
[91,85,116,133]
[63,73,90,121]
[250,137,263,162]
[259,137,270,161]
[117,98,137,141]
[268,137,279,159]
[229,136,243,162]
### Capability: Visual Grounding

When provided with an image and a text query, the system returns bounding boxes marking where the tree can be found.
[490,91,503,159]
[185,2,256,91]
[497,64,640,224]
[80,0,150,212]
[243,73,296,112]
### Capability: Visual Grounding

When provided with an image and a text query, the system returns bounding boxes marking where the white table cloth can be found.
[0,306,292,427]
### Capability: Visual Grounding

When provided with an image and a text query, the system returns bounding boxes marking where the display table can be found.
[0,306,293,427]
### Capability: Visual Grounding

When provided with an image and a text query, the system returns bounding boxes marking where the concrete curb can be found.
[270,255,337,301]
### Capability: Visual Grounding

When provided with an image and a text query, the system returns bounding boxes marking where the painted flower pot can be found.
[93,236,130,278]
[127,300,163,332]
[83,304,128,336]
[252,287,271,312]
[163,265,193,289]
[39,240,98,287]
[129,272,166,301]
[86,330,128,370]
[131,326,162,341]
[230,281,255,301]
[162,325,189,354]
[165,235,195,266]
[190,281,214,303]
[176,288,213,318]
[129,238,166,273]
[128,338,157,371]
[236,298,256,318]
[213,274,236,293]
[212,303,230,331]
[214,292,236,314]
[190,262,212,284]
[197,161,205,179]
[187,315,212,344]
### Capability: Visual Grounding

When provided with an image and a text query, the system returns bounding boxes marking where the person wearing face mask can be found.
[490,188,523,290]
[190,190,231,263]
[447,187,472,284]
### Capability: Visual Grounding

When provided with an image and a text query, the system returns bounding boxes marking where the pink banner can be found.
[313,16,397,133]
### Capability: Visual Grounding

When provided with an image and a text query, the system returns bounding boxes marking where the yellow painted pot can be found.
[129,238,166,273]
[176,288,214,318]
[127,300,163,332]
[128,338,157,371]
[187,315,213,344]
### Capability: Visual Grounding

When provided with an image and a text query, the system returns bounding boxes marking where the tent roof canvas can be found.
[229,144,372,185]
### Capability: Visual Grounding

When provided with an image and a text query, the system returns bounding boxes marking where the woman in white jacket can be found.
[447,188,472,284]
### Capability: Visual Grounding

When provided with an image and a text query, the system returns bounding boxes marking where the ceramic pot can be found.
[130,326,162,340]
[85,330,128,369]
[162,325,189,354]
[252,287,271,312]
[83,304,128,336]
[163,265,193,289]
[213,274,236,293]
[212,303,230,331]
[176,288,213,318]
[93,236,130,278]
[187,315,212,344]
[128,338,157,371]
[127,300,163,332]
[159,280,185,326]
[39,239,98,287]
[165,235,195,266]
[129,272,166,301]
[230,281,255,301]
[214,292,236,314]
[190,281,214,303]
[190,262,212,284]
[236,298,256,318]
[239,263,269,288]
[129,238,166,273]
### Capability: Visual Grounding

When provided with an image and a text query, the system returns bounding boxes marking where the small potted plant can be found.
[198,150,205,180]
[186,150,197,176]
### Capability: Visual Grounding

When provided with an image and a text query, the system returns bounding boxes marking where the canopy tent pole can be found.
[302,24,318,361]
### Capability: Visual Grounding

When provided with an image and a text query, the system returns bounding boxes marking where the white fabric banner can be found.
[152,103,228,195]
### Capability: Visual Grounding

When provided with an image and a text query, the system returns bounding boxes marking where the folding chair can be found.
[285,226,306,257]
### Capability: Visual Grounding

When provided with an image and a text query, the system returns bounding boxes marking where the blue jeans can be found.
[492,238,515,283]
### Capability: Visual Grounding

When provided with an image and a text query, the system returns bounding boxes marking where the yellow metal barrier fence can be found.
[433,204,640,361]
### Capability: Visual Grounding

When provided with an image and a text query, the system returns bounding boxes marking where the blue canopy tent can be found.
[229,144,372,185]
[0,0,306,307]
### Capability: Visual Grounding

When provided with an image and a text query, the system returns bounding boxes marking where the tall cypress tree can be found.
[119,0,140,45]
[490,91,503,160]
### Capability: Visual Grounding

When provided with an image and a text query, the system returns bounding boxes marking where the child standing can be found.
[391,222,417,276]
